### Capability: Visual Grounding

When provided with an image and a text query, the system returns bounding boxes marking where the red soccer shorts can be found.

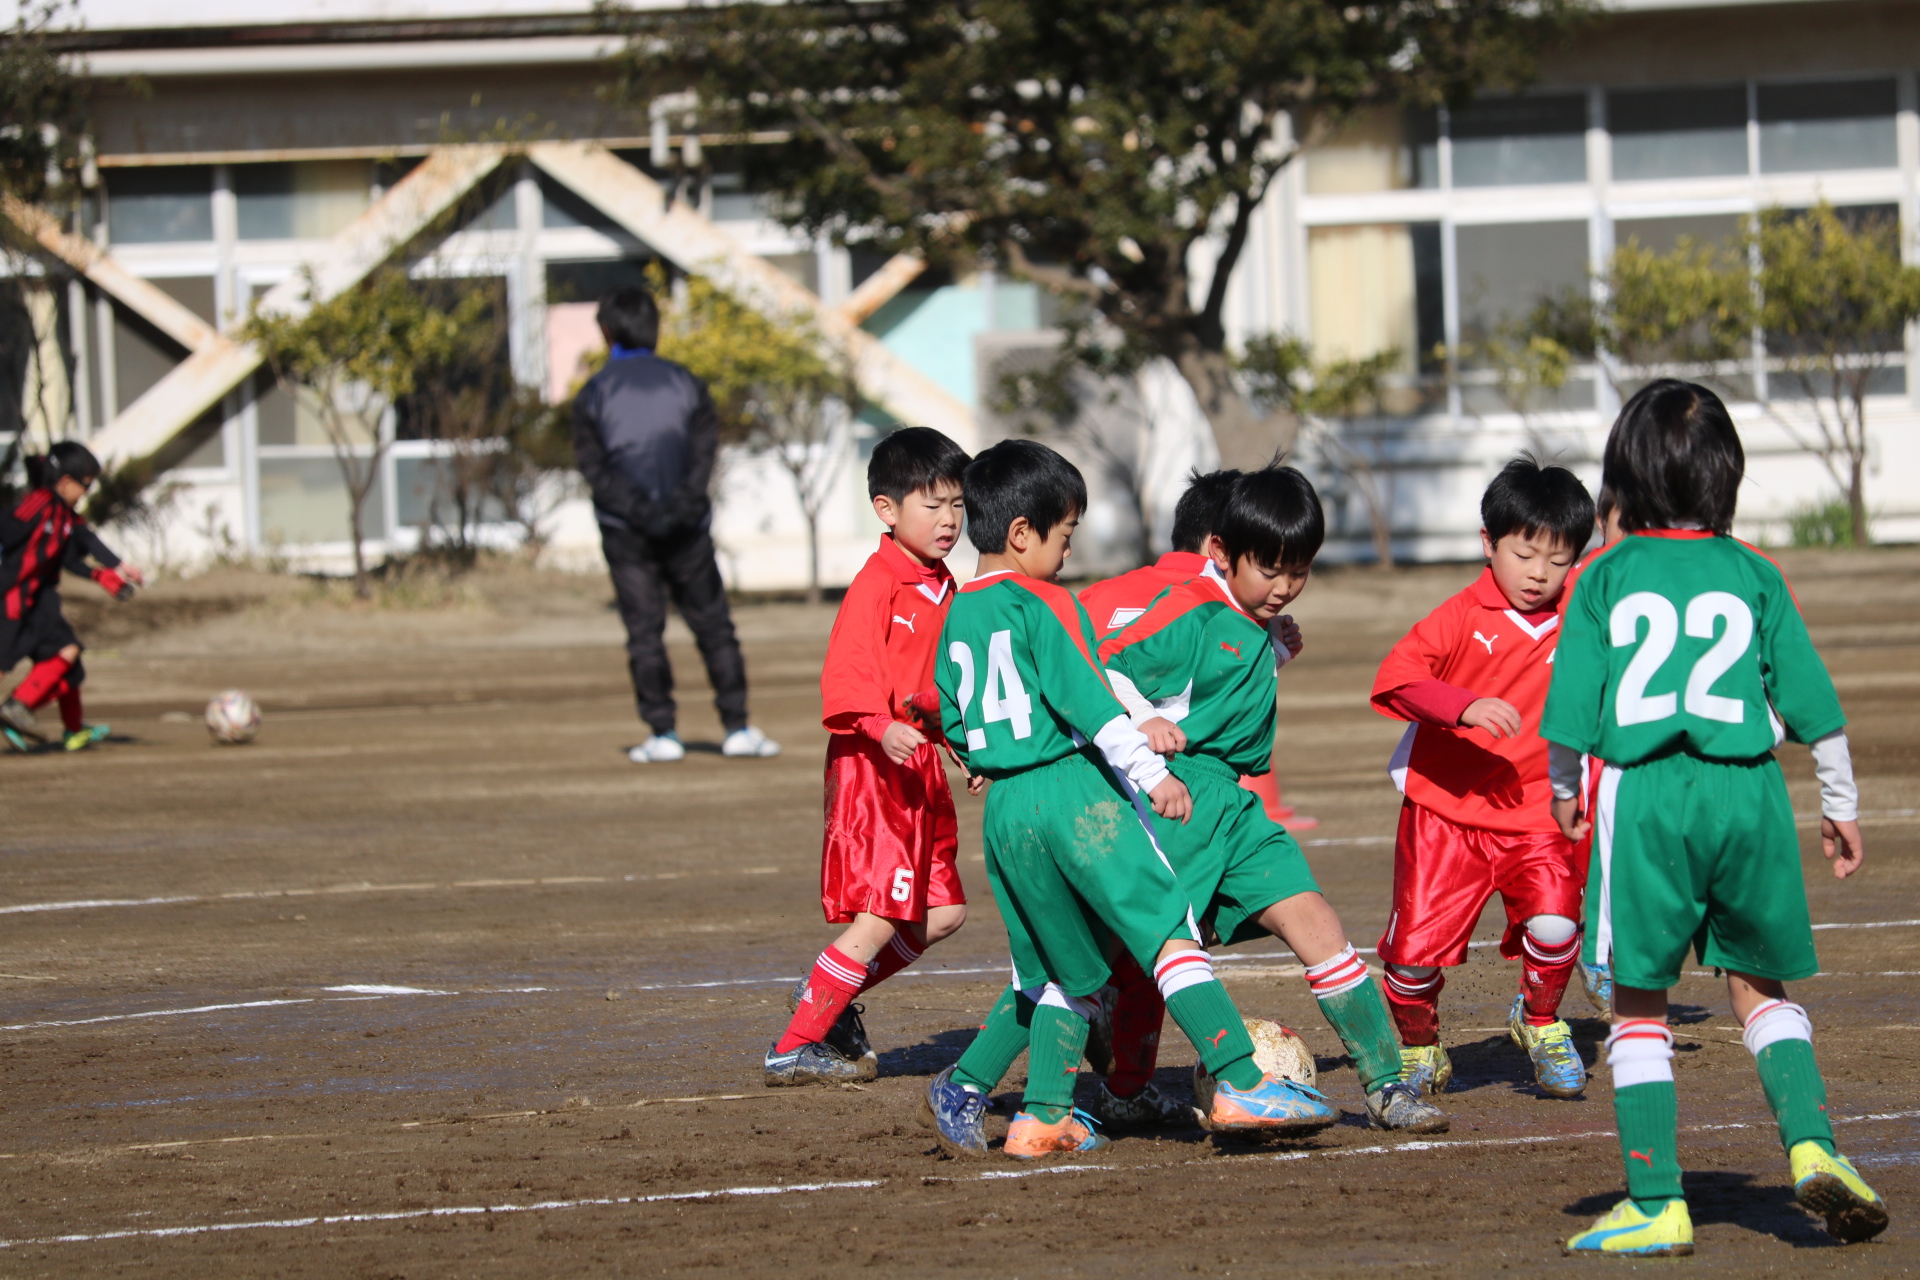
[1376,800,1586,968]
[820,731,964,925]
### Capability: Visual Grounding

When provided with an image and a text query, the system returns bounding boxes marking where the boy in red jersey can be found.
[1,443,141,753]
[1370,456,1594,1099]
[764,428,974,1086]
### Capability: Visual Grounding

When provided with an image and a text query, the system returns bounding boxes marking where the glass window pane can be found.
[1609,84,1748,180]
[1450,95,1587,187]
[1758,79,1896,173]
[709,171,769,223]
[113,277,214,411]
[395,456,507,528]
[105,167,212,244]
[1308,224,1418,365]
[258,456,385,545]
[1455,220,1590,363]
[235,161,372,241]
[1614,213,1743,255]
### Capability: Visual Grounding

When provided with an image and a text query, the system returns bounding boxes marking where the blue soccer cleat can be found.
[921,1065,989,1158]
[763,1038,866,1088]
[1509,995,1587,1098]
[1196,1071,1340,1134]
[1566,1198,1693,1256]
[1580,960,1613,1017]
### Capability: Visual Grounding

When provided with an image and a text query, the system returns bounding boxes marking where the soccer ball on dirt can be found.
[1193,1017,1317,1098]
[205,689,262,745]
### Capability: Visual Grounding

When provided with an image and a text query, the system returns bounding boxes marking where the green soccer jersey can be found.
[1542,532,1845,765]
[937,571,1135,779]
[1096,570,1279,777]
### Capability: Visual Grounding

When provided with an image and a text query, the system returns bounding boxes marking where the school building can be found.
[10,0,1920,585]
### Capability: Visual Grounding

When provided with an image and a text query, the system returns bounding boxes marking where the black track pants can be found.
[600,525,748,736]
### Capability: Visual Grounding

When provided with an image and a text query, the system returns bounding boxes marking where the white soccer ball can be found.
[1194,1017,1318,1099]
[205,689,262,745]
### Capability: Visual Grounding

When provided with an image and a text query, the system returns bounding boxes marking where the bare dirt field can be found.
[2,550,1918,1277]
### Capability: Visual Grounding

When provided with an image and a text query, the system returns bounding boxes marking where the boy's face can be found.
[1003,510,1079,582]
[1207,535,1310,620]
[873,480,964,565]
[1481,527,1579,612]
[53,474,93,508]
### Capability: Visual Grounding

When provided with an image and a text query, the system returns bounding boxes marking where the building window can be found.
[258,456,386,545]
[1448,95,1588,188]
[234,162,373,241]
[1759,79,1897,174]
[1609,84,1748,181]
[105,167,213,244]
[1304,107,1429,194]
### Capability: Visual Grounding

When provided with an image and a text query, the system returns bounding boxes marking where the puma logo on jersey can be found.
[1219,641,1242,660]
[893,614,917,633]
[1472,631,1498,655]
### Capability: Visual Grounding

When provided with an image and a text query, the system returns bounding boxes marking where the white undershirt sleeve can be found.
[1548,742,1585,802]
[1810,729,1859,822]
[1093,713,1171,795]
[1104,669,1158,726]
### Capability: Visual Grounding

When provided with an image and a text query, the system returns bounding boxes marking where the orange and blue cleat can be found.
[1196,1072,1340,1134]
[1004,1107,1109,1158]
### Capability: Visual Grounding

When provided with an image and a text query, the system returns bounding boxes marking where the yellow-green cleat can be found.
[1399,1042,1452,1095]
[1508,995,1587,1098]
[1565,1197,1693,1256]
[64,724,110,752]
[1791,1142,1888,1243]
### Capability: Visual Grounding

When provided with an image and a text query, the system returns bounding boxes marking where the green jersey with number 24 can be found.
[1542,532,1845,765]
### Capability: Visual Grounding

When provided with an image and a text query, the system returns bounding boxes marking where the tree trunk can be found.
[803,506,822,607]
[1849,445,1871,548]
[1172,343,1298,470]
[347,489,371,599]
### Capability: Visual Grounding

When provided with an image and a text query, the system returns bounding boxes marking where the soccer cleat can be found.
[1508,995,1587,1098]
[1367,1080,1450,1133]
[0,698,45,743]
[1004,1108,1109,1158]
[784,977,877,1079]
[1089,1079,1189,1130]
[1082,983,1117,1077]
[627,733,685,763]
[1399,1042,1453,1095]
[921,1065,989,1157]
[762,1038,866,1087]
[1195,1071,1340,1134]
[1565,1197,1694,1256]
[3,726,32,753]
[721,726,781,758]
[1791,1141,1889,1243]
[1579,960,1614,1017]
[63,724,110,752]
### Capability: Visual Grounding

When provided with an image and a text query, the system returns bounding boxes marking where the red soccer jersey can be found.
[820,535,955,738]
[1078,551,1209,638]
[1371,567,1563,834]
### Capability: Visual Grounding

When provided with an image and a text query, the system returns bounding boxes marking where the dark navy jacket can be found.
[570,352,720,538]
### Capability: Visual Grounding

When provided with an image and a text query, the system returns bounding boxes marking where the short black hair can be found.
[962,438,1087,555]
[1168,469,1242,554]
[1481,454,1594,555]
[1603,378,1744,536]
[868,427,971,502]
[597,286,660,350]
[45,440,100,484]
[1214,465,1324,571]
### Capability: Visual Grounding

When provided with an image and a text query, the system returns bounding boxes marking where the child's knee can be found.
[1524,914,1579,947]
[57,644,79,663]
[923,903,967,944]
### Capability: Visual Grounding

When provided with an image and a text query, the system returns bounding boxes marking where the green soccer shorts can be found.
[981,749,1200,997]
[1587,751,1818,991]
[1152,754,1323,948]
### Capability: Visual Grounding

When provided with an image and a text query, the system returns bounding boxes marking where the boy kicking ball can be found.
[1369,457,1595,1099]
[765,428,974,1086]
[1549,380,1886,1255]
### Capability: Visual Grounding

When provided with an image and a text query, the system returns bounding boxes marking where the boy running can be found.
[1549,380,1885,1255]
[1369,457,1595,1099]
[1,442,140,753]
[764,428,973,1086]
[924,440,1334,1158]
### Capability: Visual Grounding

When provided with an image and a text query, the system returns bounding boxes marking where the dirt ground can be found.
[2,550,1918,1277]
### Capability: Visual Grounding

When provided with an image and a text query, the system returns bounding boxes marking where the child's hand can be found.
[1460,697,1523,739]
[966,774,988,797]
[123,565,147,587]
[1270,614,1303,658]
[1148,775,1192,824]
[1551,795,1589,843]
[1822,817,1865,879]
[1138,715,1186,756]
[880,721,927,764]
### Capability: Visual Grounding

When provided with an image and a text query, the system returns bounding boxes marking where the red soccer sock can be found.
[1383,967,1446,1046]
[1520,929,1581,1026]
[55,683,83,734]
[775,945,867,1054]
[12,656,71,710]
[857,930,924,994]
[1103,950,1165,1098]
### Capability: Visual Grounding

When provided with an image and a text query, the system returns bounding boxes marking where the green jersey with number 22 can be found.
[1542,532,1845,765]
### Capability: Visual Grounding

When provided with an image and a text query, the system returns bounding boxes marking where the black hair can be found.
[961,438,1087,555]
[1168,468,1242,554]
[1481,454,1594,555]
[868,427,971,502]
[597,286,660,350]
[1213,465,1324,571]
[38,441,101,486]
[1602,378,1744,536]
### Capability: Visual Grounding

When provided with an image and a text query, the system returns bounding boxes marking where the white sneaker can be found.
[627,733,686,763]
[721,726,781,758]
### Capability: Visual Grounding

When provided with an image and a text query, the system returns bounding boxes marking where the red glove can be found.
[93,567,135,601]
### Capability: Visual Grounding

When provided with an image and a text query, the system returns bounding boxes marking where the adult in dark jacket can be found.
[572,286,779,763]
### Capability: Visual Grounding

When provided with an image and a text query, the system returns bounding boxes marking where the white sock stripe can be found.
[1305,946,1368,998]
[1606,1018,1675,1088]
[1384,969,1441,997]
[1742,1000,1813,1057]
[1522,934,1581,963]
[1154,949,1215,1001]
[887,933,924,963]
[815,953,868,988]
[1302,943,1359,980]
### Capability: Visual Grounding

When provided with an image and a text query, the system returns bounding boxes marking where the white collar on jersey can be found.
[1504,608,1560,642]
[915,578,951,605]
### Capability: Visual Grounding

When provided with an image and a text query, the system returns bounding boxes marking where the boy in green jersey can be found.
[923,440,1340,1158]
[1100,466,1446,1134]
[1545,380,1886,1256]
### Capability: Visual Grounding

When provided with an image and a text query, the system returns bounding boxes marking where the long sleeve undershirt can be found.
[1549,731,1858,821]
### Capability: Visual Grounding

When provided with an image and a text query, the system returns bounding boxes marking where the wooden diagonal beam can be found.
[831,253,928,328]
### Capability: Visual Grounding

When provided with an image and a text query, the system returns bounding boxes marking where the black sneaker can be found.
[824,1002,878,1081]
[764,1039,868,1087]
[1089,1079,1191,1130]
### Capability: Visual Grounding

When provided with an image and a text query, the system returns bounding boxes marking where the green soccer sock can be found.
[1020,1005,1089,1124]
[1756,1039,1835,1156]
[952,985,1033,1096]
[1614,1080,1685,1213]
[1165,980,1263,1091]
[1315,977,1404,1095]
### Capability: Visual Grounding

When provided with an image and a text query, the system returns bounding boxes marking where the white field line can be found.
[12,1108,1919,1250]
[0,986,549,1032]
